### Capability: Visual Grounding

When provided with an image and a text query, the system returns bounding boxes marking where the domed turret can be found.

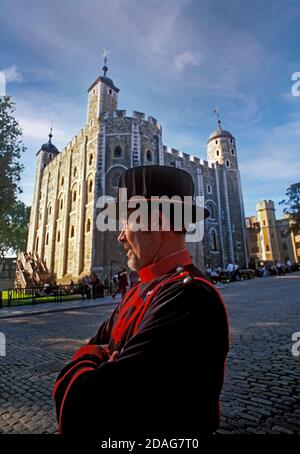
[40,129,59,155]
[207,113,236,170]
[208,119,234,143]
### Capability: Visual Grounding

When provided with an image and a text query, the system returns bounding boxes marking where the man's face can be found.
[117,216,161,271]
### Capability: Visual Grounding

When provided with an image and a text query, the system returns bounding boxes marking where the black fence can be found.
[0,283,105,308]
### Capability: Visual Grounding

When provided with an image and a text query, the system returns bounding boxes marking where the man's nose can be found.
[117,225,126,243]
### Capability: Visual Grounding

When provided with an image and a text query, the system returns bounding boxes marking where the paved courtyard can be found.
[0,273,300,434]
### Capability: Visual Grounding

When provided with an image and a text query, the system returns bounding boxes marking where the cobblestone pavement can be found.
[0,273,299,434]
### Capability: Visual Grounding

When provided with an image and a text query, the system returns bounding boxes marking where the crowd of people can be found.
[255,259,299,278]
[27,257,300,301]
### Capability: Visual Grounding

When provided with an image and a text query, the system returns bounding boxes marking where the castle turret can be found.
[27,129,59,255]
[207,118,237,169]
[87,52,119,124]
[256,200,281,262]
[206,114,248,267]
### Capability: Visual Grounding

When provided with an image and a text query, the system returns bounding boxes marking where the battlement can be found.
[133,111,145,120]
[256,200,275,211]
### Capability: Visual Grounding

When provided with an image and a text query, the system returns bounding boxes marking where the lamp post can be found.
[110,260,116,294]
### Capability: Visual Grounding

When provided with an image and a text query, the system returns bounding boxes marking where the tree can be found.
[0,201,30,258]
[0,95,25,214]
[0,95,27,256]
[280,182,300,234]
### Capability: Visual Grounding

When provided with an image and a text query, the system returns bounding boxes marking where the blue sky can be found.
[1,0,300,217]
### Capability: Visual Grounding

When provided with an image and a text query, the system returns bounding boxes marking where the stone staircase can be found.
[15,252,56,288]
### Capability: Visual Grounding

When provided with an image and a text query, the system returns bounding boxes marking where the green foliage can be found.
[280,182,300,234]
[0,96,29,256]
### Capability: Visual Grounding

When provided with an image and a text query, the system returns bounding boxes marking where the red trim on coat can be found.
[52,360,97,398]
[133,271,190,335]
[58,366,95,434]
[138,249,192,282]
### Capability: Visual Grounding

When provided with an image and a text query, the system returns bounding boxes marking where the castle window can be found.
[61,176,64,186]
[46,233,49,246]
[263,220,266,226]
[231,148,235,155]
[48,206,52,216]
[206,184,212,194]
[60,199,63,210]
[73,190,77,202]
[215,140,218,145]
[216,161,219,165]
[206,203,216,220]
[70,225,74,238]
[209,229,217,252]
[226,160,230,168]
[86,219,91,232]
[49,154,52,159]
[230,138,234,144]
[266,245,269,251]
[216,150,220,156]
[112,173,120,188]
[113,146,122,158]
[146,150,153,162]
[57,231,60,243]
[89,180,93,193]
[89,153,93,165]
[74,167,78,178]
[109,89,112,94]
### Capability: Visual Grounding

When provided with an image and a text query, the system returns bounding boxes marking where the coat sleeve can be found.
[53,280,229,436]
[88,304,120,345]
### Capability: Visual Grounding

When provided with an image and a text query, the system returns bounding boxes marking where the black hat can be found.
[113,165,210,225]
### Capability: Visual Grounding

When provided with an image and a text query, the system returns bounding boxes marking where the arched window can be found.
[89,154,93,165]
[206,203,216,220]
[215,140,218,145]
[73,167,78,178]
[216,150,220,156]
[35,236,39,252]
[112,173,120,188]
[113,146,122,158]
[231,148,235,155]
[73,190,77,202]
[226,160,230,168]
[61,176,64,186]
[70,225,74,238]
[46,233,49,246]
[48,205,52,216]
[146,150,153,162]
[88,180,93,193]
[60,198,63,210]
[57,231,61,243]
[209,229,217,251]
[86,219,91,232]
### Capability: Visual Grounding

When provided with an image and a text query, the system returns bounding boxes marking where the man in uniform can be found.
[53,165,229,437]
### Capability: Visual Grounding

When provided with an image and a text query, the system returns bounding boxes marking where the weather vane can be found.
[213,107,221,126]
[102,48,110,76]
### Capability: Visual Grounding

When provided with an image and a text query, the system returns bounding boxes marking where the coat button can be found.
[183,275,192,284]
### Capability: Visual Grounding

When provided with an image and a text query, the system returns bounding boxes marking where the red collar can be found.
[138,249,192,282]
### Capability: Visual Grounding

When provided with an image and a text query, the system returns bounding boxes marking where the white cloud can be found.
[174,51,201,72]
[1,65,22,83]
